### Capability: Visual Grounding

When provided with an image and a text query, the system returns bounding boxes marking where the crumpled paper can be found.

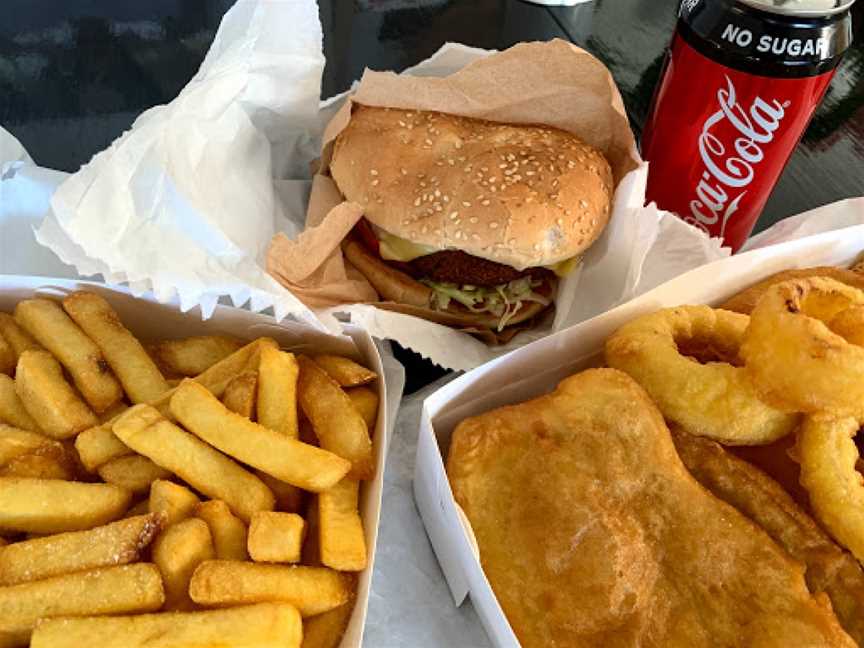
[21,0,726,371]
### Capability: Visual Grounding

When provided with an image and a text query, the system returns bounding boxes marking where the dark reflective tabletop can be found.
[3,0,863,391]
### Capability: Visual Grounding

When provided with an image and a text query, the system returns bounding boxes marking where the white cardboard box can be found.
[413,223,864,647]
[0,275,391,648]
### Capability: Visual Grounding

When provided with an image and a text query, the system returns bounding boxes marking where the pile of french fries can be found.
[0,292,379,648]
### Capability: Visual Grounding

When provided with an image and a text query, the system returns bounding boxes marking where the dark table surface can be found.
[3,0,864,392]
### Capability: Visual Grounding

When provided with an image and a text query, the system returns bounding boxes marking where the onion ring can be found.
[800,414,864,563]
[605,305,798,445]
[741,277,864,416]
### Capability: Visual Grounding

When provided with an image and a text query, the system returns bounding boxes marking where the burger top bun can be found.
[330,104,614,271]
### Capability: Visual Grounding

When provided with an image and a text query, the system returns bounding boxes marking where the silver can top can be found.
[738,0,857,16]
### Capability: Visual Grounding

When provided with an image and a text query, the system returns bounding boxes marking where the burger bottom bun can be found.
[342,239,556,332]
[375,297,553,330]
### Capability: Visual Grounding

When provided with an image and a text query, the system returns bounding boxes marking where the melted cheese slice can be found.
[375,227,580,277]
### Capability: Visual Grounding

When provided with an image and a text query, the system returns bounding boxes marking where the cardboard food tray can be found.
[413,223,864,647]
[0,275,389,648]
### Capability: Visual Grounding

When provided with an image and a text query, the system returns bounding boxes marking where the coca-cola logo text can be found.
[688,76,788,236]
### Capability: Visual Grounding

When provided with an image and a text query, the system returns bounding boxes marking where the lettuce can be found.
[422,277,551,331]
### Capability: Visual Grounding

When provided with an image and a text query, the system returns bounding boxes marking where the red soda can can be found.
[641,0,855,251]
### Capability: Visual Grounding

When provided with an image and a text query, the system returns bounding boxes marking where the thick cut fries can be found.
[0,477,131,533]
[298,357,374,480]
[0,334,13,376]
[319,479,366,572]
[14,299,123,412]
[74,423,133,472]
[248,512,305,563]
[0,313,40,360]
[153,518,215,610]
[15,350,98,439]
[170,381,350,492]
[63,292,170,404]
[313,355,377,387]
[195,500,248,561]
[98,455,171,494]
[149,480,199,527]
[222,370,258,418]
[0,563,164,645]
[0,425,57,466]
[257,346,299,437]
[0,376,40,431]
[346,387,379,430]
[113,405,274,522]
[0,514,162,585]
[1,452,73,480]
[255,470,304,514]
[189,560,351,617]
[301,592,356,648]
[124,499,150,519]
[148,335,245,377]
[30,603,303,648]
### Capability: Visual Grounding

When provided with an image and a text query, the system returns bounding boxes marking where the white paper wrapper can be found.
[0,274,405,648]
[414,222,864,647]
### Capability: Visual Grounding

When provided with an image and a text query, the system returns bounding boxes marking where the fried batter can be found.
[447,368,854,648]
[673,428,864,646]
[720,267,864,315]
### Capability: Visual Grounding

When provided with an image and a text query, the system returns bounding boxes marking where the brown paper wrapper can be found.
[267,39,637,312]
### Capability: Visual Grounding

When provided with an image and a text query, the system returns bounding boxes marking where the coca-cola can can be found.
[641,0,855,251]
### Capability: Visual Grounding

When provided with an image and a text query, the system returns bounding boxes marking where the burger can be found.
[330,105,614,337]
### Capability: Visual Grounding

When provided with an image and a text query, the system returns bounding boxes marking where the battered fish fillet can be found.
[446,368,854,648]
[672,428,864,647]
[720,267,864,315]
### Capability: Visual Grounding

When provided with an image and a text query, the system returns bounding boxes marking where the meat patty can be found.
[407,250,553,287]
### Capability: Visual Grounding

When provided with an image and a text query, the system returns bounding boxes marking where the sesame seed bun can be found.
[330,105,614,271]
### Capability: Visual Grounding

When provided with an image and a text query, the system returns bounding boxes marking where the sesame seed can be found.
[443,196,450,203]
[489,222,499,228]
[472,234,480,240]
[401,168,408,175]
[425,139,433,146]
[533,244,541,251]
[434,204,442,212]
[462,201,472,207]
[371,179,379,186]
[482,200,491,206]
[526,171,535,176]
[455,141,463,149]
[480,167,488,172]
[370,169,378,176]
[499,163,507,169]
[398,121,406,127]
[489,177,497,183]
[580,200,589,208]
[414,197,421,206]
[556,218,564,226]
[420,181,427,188]
[435,190,441,197]
[469,217,478,224]
[449,211,459,220]
[490,186,497,193]
[447,159,455,166]
[508,239,517,245]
